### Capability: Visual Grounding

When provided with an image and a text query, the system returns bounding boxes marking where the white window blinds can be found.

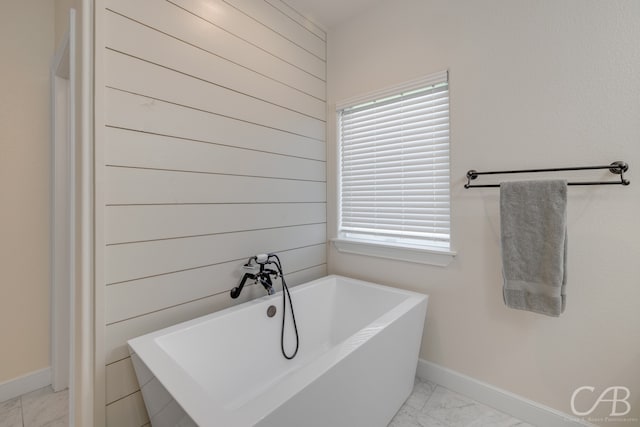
[338,71,450,249]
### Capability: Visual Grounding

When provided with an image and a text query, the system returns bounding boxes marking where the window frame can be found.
[332,71,456,266]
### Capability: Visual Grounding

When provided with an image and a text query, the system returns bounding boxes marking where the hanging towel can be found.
[500,180,568,317]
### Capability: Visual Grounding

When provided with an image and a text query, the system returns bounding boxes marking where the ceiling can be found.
[283,0,381,30]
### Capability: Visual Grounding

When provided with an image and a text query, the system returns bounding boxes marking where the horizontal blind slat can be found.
[342,227,450,240]
[343,222,451,229]
[343,139,449,155]
[342,203,450,211]
[342,163,450,175]
[342,224,450,234]
[342,85,449,116]
[342,105,449,133]
[342,170,450,181]
[341,101,449,130]
[342,120,449,141]
[343,152,450,165]
[343,145,449,160]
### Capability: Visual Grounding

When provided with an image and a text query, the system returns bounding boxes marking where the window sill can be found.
[331,238,456,267]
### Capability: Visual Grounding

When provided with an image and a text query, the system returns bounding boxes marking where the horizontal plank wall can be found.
[97,0,327,425]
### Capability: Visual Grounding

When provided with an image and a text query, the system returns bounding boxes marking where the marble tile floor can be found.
[0,379,530,427]
[390,378,534,427]
[0,386,68,427]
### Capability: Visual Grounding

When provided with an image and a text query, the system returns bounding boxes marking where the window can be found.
[334,71,454,266]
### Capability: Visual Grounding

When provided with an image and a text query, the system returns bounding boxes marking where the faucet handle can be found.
[230,272,256,299]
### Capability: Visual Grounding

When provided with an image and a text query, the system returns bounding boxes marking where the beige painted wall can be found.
[55,0,74,48]
[0,1,55,384]
[327,0,640,423]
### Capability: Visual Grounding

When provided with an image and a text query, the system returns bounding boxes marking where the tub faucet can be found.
[230,254,278,299]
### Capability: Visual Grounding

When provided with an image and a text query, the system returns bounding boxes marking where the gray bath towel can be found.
[500,180,567,317]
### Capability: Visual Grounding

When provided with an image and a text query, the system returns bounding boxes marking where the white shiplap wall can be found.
[97,0,326,425]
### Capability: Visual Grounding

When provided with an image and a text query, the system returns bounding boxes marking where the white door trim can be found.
[50,7,76,395]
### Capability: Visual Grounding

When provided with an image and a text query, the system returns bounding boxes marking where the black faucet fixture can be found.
[228,252,299,360]
[230,254,279,298]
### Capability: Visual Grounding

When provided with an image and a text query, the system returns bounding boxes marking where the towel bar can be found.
[464,161,630,188]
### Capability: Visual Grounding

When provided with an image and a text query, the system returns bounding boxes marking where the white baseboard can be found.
[416,359,595,427]
[0,367,51,403]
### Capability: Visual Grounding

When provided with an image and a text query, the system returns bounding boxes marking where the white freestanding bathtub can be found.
[128,275,428,427]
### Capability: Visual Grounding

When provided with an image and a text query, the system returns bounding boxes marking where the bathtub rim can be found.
[127,274,428,427]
